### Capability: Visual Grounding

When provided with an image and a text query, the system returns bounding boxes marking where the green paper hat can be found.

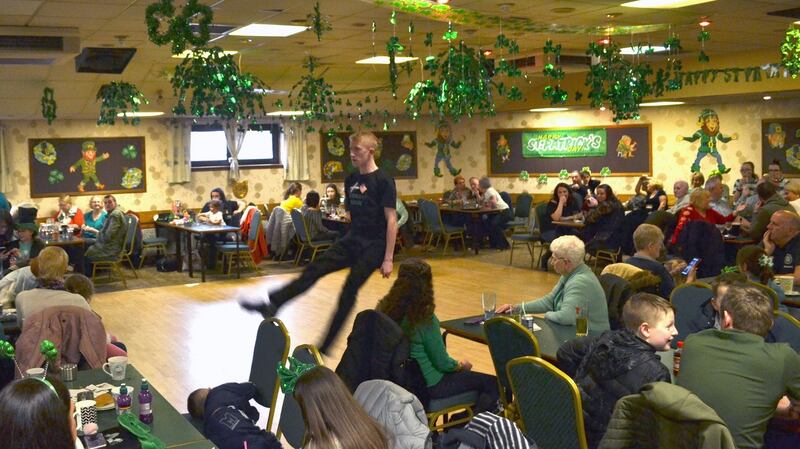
[697,108,717,124]
[277,356,316,395]
[81,141,96,151]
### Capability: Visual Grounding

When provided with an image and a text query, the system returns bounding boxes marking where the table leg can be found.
[442,330,450,347]
[469,213,482,255]
[175,229,183,273]
[235,232,241,279]
[186,231,194,278]
[199,236,206,283]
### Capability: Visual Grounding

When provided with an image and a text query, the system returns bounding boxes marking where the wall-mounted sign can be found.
[522,128,607,158]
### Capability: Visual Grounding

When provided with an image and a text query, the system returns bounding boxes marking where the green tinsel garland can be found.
[287,56,337,132]
[96,82,148,126]
[780,27,800,79]
[145,0,213,54]
[307,1,332,42]
[584,40,652,122]
[171,47,266,120]
[41,87,56,125]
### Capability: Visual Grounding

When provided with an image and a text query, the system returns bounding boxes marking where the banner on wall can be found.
[522,128,607,158]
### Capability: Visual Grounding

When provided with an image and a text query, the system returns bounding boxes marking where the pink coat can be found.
[16,305,108,372]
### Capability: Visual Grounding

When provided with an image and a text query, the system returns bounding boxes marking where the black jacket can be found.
[557,329,671,449]
[674,220,725,278]
[203,383,283,449]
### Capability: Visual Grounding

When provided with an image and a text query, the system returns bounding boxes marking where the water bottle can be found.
[138,378,153,424]
[116,384,132,415]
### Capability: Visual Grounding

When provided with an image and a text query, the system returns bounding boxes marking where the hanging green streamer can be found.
[96,82,148,126]
[145,0,213,54]
[307,1,332,42]
[41,87,57,125]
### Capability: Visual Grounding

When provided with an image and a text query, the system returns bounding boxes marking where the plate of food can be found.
[94,392,116,411]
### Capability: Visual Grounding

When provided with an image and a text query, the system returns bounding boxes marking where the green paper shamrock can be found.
[559,169,569,180]
[519,170,529,181]
[664,35,682,53]
[698,50,710,63]
[122,145,137,159]
[600,167,611,177]
[48,169,64,185]
[145,0,214,55]
[41,87,57,125]
[537,174,548,185]
[0,340,14,359]
[543,39,561,57]
[442,23,458,42]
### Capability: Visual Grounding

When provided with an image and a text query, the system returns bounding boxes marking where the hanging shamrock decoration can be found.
[537,174,548,185]
[287,55,336,132]
[386,10,405,99]
[48,169,65,185]
[584,40,653,122]
[442,22,458,42]
[171,46,267,121]
[307,1,331,42]
[96,82,148,126]
[559,169,569,180]
[41,87,57,125]
[600,167,611,177]
[697,24,711,63]
[493,34,523,100]
[780,26,800,79]
[145,0,213,54]
[542,39,568,105]
[661,33,684,92]
[519,170,530,182]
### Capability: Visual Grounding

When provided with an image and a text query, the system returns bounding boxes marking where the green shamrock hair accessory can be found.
[277,356,316,395]
[600,167,611,177]
[0,340,14,359]
[558,169,569,180]
[519,170,529,181]
[721,265,740,274]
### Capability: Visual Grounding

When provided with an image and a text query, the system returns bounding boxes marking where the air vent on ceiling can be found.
[767,8,800,20]
[506,54,591,73]
[190,23,236,37]
[74,47,137,74]
[0,26,80,65]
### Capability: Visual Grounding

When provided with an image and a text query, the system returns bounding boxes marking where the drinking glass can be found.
[482,292,496,321]
[575,304,589,337]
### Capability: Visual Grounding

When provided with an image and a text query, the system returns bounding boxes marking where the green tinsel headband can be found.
[277,356,316,395]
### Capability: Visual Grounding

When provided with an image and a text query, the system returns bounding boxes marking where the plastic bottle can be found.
[116,384,132,415]
[138,378,153,424]
[673,341,684,376]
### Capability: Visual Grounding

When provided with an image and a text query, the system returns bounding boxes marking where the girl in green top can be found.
[376,258,499,413]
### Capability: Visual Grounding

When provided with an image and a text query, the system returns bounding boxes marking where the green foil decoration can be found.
[171,46,267,121]
[40,340,58,361]
[145,0,213,54]
[600,167,611,177]
[584,40,652,122]
[518,170,529,181]
[542,39,568,105]
[559,169,569,180]
[41,87,57,125]
[96,82,148,126]
[307,1,331,42]
[537,174,548,185]
[780,27,800,79]
[387,36,405,98]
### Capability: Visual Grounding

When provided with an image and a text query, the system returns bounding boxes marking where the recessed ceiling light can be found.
[356,56,419,64]
[621,0,716,8]
[763,95,772,100]
[640,101,685,107]
[171,49,238,58]
[620,45,668,55]
[230,23,308,37]
[116,111,164,118]
[600,106,607,111]
[552,7,575,13]
[598,38,611,45]
[267,110,308,116]
[530,107,569,112]
[482,49,493,57]
[698,18,711,27]
[607,12,623,18]
[254,88,289,95]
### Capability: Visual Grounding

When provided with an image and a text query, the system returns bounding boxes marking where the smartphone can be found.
[682,258,701,276]
[463,316,484,325]
[84,432,108,449]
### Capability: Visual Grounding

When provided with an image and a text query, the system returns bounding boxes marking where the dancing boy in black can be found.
[241,131,397,354]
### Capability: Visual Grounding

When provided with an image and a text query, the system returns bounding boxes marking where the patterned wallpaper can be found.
[3,97,799,217]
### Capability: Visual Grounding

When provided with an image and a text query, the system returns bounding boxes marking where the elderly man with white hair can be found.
[668,180,691,214]
[706,177,732,216]
[497,236,610,330]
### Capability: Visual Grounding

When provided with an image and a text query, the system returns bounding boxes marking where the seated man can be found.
[677,283,800,449]
[497,235,610,330]
[84,195,127,266]
[188,383,283,449]
[706,177,732,217]
[741,182,793,241]
[667,180,690,214]
[763,209,800,284]
[557,293,676,449]
[627,224,696,299]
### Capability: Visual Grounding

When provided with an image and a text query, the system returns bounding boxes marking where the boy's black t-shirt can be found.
[344,168,397,240]
[772,234,800,275]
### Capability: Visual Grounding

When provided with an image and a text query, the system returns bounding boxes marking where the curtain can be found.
[0,126,8,193]
[224,120,247,181]
[168,119,192,184]
[284,123,309,181]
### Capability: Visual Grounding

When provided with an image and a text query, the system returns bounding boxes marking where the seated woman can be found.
[294,365,389,449]
[736,245,786,309]
[301,191,339,242]
[53,194,84,234]
[582,184,624,254]
[477,177,511,250]
[635,176,668,212]
[670,189,736,245]
[321,183,343,216]
[541,182,583,243]
[497,236,610,331]
[6,222,45,270]
[202,188,237,225]
[280,182,304,214]
[444,175,474,205]
[0,376,77,449]
[80,195,106,240]
[377,258,499,414]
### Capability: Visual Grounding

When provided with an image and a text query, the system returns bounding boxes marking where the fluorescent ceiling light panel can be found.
[529,107,569,112]
[267,110,308,116]
[254,88,289,95]
[620,45,667,55]
[172,49,238,58]
[621,0,715,8]
[639,101,685,107]
[116,111,164,117]
[230,24,308,37]
[356,56,419,64]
